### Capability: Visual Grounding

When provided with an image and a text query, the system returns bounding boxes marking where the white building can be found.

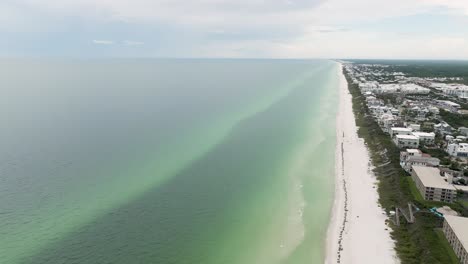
[378,83,430,94]
[390,127,413,138]
[444,86,468,99]
[359,82,379,92]
[394,134,419,148]
[436,100,461,113]
[378,114,396,133]
[428,106,440,114]
[435,122,453,135]
[432,83,468,99]
[443,215,468,264]
[400,149,440,173]
[411,166,457,203]
[447,143,468,158]
[365,96,381,107]
[408,124,421,132]
[459,127,468,137]
[413,132,436,145]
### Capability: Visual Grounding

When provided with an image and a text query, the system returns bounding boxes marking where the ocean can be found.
[0,59,339,264]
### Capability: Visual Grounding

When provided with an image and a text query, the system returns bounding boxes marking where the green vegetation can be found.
[459,200,468,208]
[439,109,468,129]
[349,59,468,85]
[419,147,452,166]
[405,177,425,204]
[344,69,467,264]
[419,147,449,160]
[434,229,460,264]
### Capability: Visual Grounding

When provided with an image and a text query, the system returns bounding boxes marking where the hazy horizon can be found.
[2,0,468,59]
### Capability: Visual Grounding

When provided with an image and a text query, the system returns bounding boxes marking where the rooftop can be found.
[391,127,412,132]
[438,100,461,107]
[454,185,468,192]
[437,206,458,216]
[407,156,440,163]
[413,132,436,137]
[396,135,419,140]
[412,166,456,190]
[444,215,468,251]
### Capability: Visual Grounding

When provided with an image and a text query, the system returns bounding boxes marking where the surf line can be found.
[337,132,348,264]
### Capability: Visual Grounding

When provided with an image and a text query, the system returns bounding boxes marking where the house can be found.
[440,168,464,178]
[428,106,440,114]
[390,127,413,138]
[365,96,381,106]
[378,114,396,133]
[411,166,457,203]
[408,124,421,131]
[459,127,468,137]
[435,122,453,135]
[394,135,419,148]
[443,215,468,264]
[447,143,468,158]
[412,132,436,145]
[400,149,440,173]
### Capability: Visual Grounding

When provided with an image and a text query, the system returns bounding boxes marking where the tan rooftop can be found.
[412,166,456,190]
[445,215,468,251]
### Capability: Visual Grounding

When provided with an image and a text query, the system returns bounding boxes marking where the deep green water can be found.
[0,59,339,264]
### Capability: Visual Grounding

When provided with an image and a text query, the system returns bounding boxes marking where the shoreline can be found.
[324,63,398,264]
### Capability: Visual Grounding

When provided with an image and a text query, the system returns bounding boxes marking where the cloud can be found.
[423,0,468,15]
[92,40,114,45]
[2,0,468,58]
[123,40,144,46]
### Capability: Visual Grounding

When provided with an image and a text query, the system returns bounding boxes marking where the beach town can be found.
[328,61,468,264]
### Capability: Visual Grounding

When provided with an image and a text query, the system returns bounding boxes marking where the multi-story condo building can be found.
[443,215,468,264]
[394,134,419,148]
[411,166,456,203]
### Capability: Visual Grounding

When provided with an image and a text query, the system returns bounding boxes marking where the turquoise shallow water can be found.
[0,59,339,264]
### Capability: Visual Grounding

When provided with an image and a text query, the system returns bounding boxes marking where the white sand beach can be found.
[325,64,399,264]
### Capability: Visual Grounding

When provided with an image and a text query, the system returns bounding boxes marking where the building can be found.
[436,100,461,113]
[447,143,468,158]
[359,82,379,92]
[429,106,440,114]
[378,114,396,133]
[443,215,468,264]
[377,83,430,94]
[459,127,468,137]
[412,132,436,145]
[394,135,419,148]
[437,84,468,99]
[411,166,457,203]
[390,127,413,138]
[408,124,421,132]
[400,149,440,173]
[434,122,453,135]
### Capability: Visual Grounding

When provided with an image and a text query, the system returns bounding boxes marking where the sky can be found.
[1,0,468,59]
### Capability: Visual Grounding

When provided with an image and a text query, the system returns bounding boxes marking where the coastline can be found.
[325,63,398,264]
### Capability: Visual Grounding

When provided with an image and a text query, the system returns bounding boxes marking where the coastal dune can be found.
[325,64,399,264]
